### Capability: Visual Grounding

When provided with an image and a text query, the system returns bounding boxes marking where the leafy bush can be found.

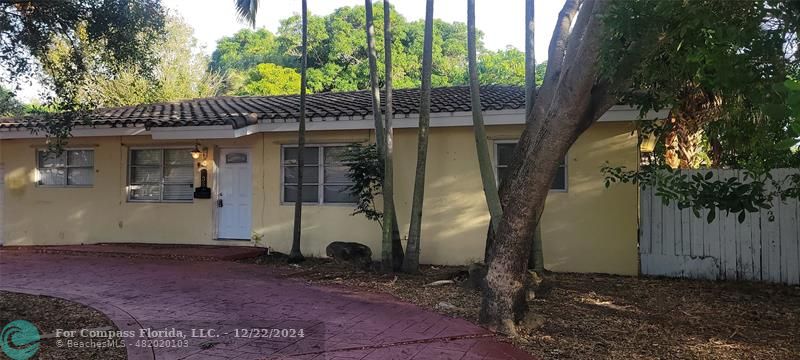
[340,144,384,228]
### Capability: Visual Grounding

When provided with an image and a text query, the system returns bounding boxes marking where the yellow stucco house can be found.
[0,86,649,275]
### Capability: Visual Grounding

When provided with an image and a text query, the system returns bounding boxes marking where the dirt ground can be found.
[245,254,800,360]
[0,291,126,360]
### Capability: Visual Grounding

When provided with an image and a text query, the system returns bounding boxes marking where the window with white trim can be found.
[128,148,194,202]
[36,149,94,187]
[496,142,567,191]
[282,145,356,204]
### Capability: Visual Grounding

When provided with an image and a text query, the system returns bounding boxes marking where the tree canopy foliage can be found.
[478,47,545,87]
[43,16,222,107]
[600,0,800,222]
[240,63,301,96]
[210,2,534,95]
[0,86,23,117]
[1,0,166,104]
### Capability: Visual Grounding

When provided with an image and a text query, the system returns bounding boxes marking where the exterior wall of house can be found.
[0,121,639,275]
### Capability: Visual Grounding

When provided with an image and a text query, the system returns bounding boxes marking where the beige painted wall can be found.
[0,122,639,275]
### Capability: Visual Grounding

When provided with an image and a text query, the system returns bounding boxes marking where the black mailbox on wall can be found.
[194,168,211,199]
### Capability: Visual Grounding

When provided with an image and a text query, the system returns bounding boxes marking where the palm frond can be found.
[234,0,258,28]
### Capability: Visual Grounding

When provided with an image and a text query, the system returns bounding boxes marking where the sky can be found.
[7,0,566,102]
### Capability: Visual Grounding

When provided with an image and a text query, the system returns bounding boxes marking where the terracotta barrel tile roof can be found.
[0,85,524,130]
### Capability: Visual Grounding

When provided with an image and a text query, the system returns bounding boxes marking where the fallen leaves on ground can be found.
[245,254,800,360]
[0,291,126,360]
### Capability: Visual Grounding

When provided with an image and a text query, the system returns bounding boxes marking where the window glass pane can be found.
[129,184,161,201]
[132,149,161,166]
[283,166,319,183]
[283,147,319,165]
[324,147,349,165]
[165,149,193,165]
[323,185,356,203]
[284,185,319,202]
[225,152,248,164]
[38,168,66,185]
[551,165,566,190]
[163,183,194,201]
[497,167,509,184]
[68,150,93,167]
[324,165,350,183]
[497,144,515,166]
[164,165,193,183]
[131,166,161,183]
[67,168,93,186]
[38,151,66,168]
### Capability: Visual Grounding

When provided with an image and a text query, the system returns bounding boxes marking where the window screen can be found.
[37,149,94,186]
[129,149,194,202]
[282,145,356,204]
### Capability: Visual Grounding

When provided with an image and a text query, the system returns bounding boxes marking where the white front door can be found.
[217,149,252,240]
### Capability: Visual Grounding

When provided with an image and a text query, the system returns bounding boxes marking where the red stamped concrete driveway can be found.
[0,253,533,360]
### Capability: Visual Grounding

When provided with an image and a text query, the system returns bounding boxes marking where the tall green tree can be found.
[481,0,800,336]
[212,3,479,95]
[404,0,434,273]
[211,28,279,72]
[1,0,165,97]
[1,0,166,151]
[209,28,280,94]
[601,0,800,221]
[44,16,222,107]
[235,0,309,262]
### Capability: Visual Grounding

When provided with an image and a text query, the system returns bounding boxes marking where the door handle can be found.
[217,199,223,207]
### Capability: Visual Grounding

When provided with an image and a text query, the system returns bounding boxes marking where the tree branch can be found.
[563,0,596,67]
[529,0,582,124]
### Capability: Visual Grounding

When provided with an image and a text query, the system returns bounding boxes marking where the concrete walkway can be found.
[0,253,533,360]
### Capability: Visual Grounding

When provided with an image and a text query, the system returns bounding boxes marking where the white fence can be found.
[640,169,800,285]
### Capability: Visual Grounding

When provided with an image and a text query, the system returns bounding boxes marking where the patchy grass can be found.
[244,254,800,359]
[0,291,126,360]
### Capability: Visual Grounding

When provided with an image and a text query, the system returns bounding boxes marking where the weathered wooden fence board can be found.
[640,169,800,285]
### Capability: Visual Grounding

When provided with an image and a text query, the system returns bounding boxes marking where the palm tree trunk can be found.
[382,0,404,272]
[524,0,545,272]
[289,0,308,263]
[364,0,384,155]
[402,0,434,274]
[467,0,503,235]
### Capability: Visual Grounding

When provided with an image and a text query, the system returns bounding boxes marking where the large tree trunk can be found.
[480,0,615,335]
[402,0,434,274]
[382,0,403,272]
[467,0,503,234]
[289,0,308,263]
[483,0,547,270]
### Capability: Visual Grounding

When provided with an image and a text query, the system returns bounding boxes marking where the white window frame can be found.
[494,140,568,192]
[127,147,195,203]
[35,148,95,188]
[280,144,357,205]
